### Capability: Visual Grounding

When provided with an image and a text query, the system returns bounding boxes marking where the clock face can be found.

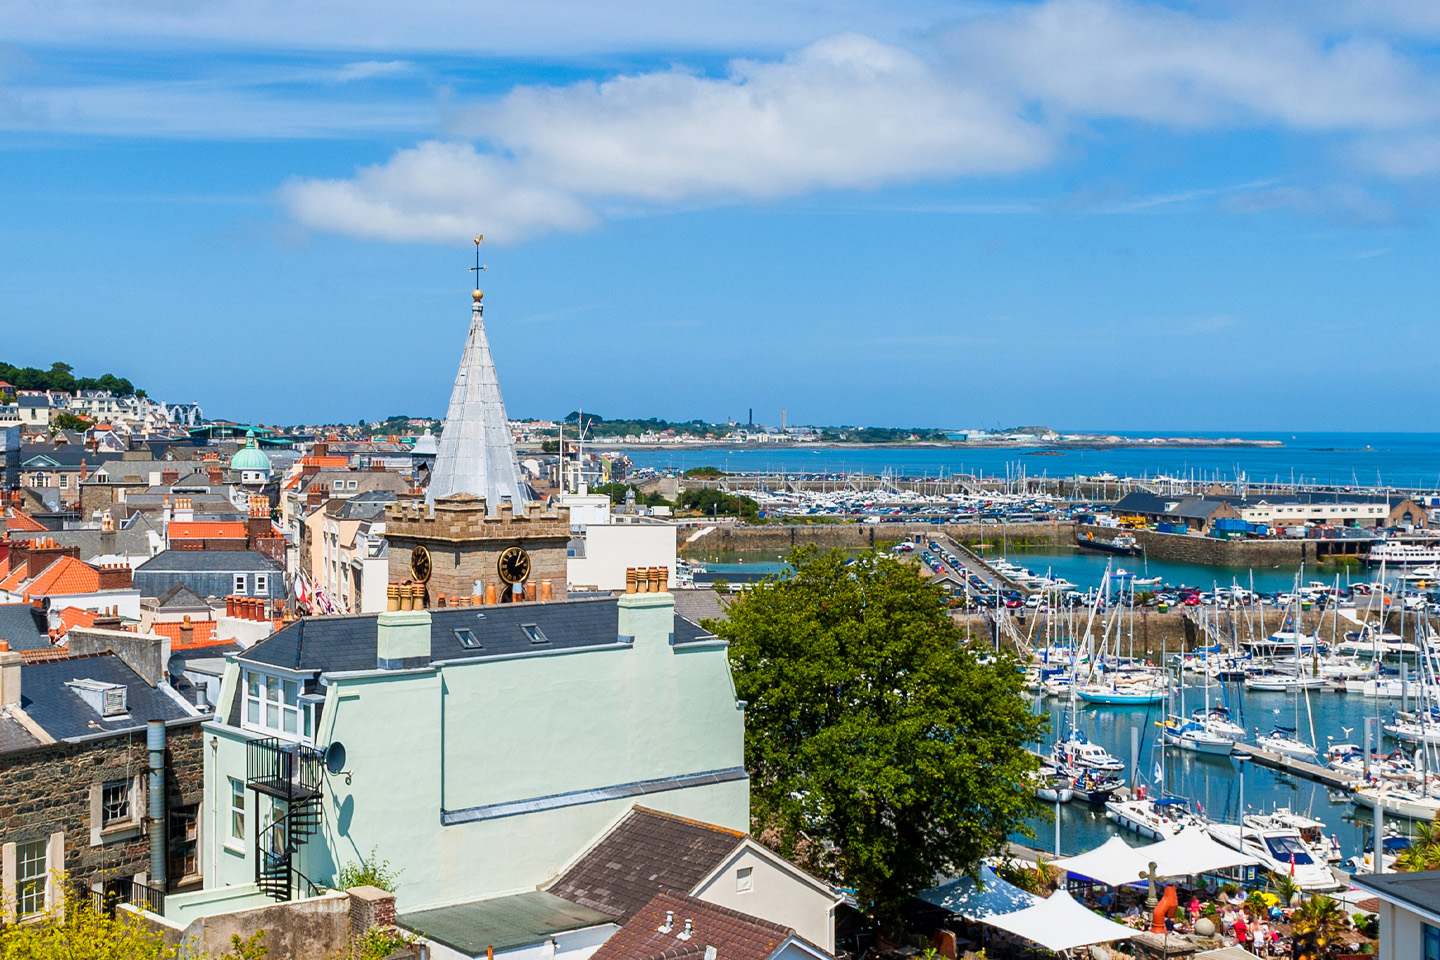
[409,545,432,583]
[497,545,531,585]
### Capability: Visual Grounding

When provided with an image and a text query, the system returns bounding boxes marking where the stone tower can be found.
[388,272,568,603]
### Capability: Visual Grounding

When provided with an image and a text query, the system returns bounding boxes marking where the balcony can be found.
[246,737,324,802]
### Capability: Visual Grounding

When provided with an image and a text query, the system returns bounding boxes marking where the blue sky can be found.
[2,0,1439,431]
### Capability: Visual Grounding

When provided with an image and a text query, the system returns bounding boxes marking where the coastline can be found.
[517,438,1286,453]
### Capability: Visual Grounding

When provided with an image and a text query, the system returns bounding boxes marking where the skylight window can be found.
[520,624,549,644]
[453,628,481,649]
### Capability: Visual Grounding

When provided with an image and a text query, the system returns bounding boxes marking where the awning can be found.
[1147,828,1262,877]
[980,889,1139,951]
[1051,835,1155,887]
[918,865,1042,920]
[1053,831,1260,887]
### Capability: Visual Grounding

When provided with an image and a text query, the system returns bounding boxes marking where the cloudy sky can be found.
[2,0,1438,429]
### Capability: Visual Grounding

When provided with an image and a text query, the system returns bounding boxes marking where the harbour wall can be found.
[1076,524,1351,568]
[679,521,1073,557]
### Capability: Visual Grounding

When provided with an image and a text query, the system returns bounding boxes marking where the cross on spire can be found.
[470,234,486,290]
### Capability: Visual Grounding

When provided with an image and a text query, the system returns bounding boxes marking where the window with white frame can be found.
[243,670,301,737]
[255,574,268,595]
[736,866,753,893]
[229,777,246,842]
[101,780,131,826]
[15,840,47,917]
[233,574,248,595]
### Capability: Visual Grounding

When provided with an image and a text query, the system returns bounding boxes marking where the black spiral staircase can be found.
[247,738,325,901]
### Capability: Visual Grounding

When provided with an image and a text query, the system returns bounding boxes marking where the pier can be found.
[1230,742,1357,791]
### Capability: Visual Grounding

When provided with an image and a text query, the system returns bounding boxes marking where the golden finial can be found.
[473,289,483,301]
[470,234,486,296]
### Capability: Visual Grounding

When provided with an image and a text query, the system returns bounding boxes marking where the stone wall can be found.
[386,494,571,602]
[1077,524,1316,566]
[680,521,1073,556]
[0,718,206,895]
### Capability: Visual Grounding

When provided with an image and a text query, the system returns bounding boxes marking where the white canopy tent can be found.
[919,865,1041,920]
[1052,831,1260,887]
[1051,835,1156,887]
[980,889,1139,951]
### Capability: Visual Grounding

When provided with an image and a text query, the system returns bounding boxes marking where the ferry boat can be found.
[1206,822,1343,891]
[1105,796,1205,841]
[1368,541,1440,567]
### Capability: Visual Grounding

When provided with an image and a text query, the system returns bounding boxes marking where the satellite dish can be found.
[325,742,347,775]
[166,653,186,682]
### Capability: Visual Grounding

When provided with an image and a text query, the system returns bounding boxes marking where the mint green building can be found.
[184,590,747,919]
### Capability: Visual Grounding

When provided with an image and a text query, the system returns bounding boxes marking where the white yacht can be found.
[1245,808,1342,863]
[1052,730,1126,772]
[1206,822,1343,891]
[1192,706,1247,741]
[1163,717,1235,756]
[1255,727,1318,760]
[1353,784,1440,821]
[1106,796,1205,841]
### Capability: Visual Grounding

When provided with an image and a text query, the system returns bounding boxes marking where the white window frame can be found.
[15,840,47,918]
[233,573,248,595]
[736,866,754,893]
[242,669,303,739]
[100,780,131,827]
[228,777,246,846]
[255,573,268,595]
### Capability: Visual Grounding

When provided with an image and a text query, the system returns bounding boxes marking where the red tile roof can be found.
[150,619,221,648]
[23,556,101,599]
[5,508,48,534]
[169,521,248,540]
[0,561,30,593]
[54,606,98,636]
[589,894,799,960]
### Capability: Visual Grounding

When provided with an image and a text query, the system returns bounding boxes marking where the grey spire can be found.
[426,290,529,511]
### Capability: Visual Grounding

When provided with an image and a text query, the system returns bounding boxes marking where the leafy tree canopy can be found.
[0,360,140,397]
[683,466,725,478]
[677,487,759,519]
[711,547,1045,924]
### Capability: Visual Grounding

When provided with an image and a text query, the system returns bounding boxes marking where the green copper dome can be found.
[230,431,272,472]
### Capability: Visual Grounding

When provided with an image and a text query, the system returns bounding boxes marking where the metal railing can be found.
[246,737,324,800]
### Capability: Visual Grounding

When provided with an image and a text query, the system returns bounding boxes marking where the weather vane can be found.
[470,234,486,291]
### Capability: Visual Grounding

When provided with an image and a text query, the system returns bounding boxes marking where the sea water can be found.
[622,432,1440,489]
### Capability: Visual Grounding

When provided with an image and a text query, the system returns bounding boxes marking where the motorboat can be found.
[1032,765,1074,803]
[1352,784,1440,821]
[1244,629,1325,656]
[1244,672,1328,692]
[1067,768,1126,805]
[1163,717,1235,756]
[1255,727,1318,760]
[1384,716,1440,746]
[1244,807,1343,863]
[1052,730,1126,772]
[1105,796,1206,841]
[1192,706,1247,741]
[1345,834,1414,874]
[1205,822,1343,891]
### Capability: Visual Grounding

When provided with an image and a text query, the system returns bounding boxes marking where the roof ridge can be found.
[630,806,746,839]
[648,892,793,936]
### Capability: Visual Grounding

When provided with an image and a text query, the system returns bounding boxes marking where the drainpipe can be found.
[148,719,167,890]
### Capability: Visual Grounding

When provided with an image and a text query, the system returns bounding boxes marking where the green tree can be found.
[1291,895,1348,960]
[711,547,1045,926]
[683,466,725,478]
[1395,821,1440,872]
[593,482,632,504]
[338,847,403,892]
[677,488,759,519]
[52,412,91,432]
[0,886,177,959]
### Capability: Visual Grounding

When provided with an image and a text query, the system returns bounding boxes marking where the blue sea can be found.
[620,432,1440,490]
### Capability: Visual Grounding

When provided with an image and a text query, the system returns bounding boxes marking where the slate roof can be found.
[549,807,745,921]
[18,445,119,468]
[0,713,41,753]
[155,583,211,608]
[588,893,798,960]
[239,598,714,674]
[15,652,195,743]
[399,891,614,954]
[7,522,155,563]
[136,550,282,574]
[1113,492,1231,520]
[0,603,53,652]
[1353,871,1440,920]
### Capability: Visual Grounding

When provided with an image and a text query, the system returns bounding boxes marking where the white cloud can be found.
[334,60,414,83]
[941,0,1440,132]
[285,33,1052,242]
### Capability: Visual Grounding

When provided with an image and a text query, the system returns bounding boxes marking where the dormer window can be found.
[243,669,309,740]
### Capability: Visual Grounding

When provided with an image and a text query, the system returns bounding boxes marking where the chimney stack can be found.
[0,641,21,708]
[377,580,431,670]
[98,563,132,591]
